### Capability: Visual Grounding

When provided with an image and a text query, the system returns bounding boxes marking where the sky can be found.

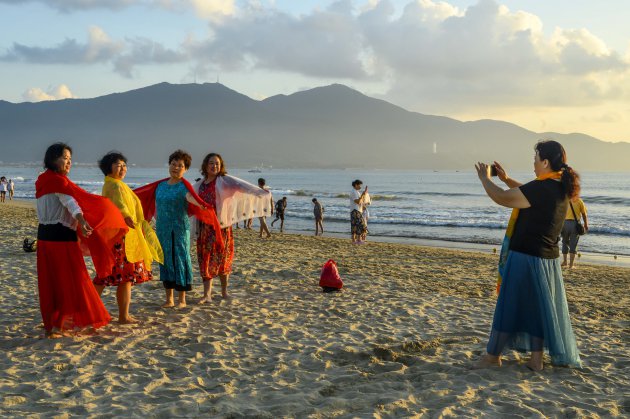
[1,0,629,143]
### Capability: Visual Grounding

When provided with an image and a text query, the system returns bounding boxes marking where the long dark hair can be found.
[200,153,227,178]
[43,142,72,171]
[535,140,580,199]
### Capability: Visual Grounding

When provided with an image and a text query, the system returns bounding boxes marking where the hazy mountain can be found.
[0,82,628,171]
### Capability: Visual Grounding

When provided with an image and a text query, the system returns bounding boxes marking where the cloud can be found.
[114,37,189,77]
[0,0,136,12]
[357,0,630,112]
[22,84,76,102]
[2,26,186,76]
[2,26,122,64]
[0,0,236,17]
[3,0,629,113]
[187,1,369,79]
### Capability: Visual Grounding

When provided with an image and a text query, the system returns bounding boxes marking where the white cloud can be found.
[187,2,368,78]
[2,25,123,64]
[4,0,630,115]
[22,84,76,102]
[359,0,630,112]
[0,0,236,16]
[190,0,235,19]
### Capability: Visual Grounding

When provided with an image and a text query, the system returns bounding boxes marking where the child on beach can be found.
[271,197,287,232]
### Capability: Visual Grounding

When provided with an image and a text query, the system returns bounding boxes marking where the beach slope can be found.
[1,203,628,417]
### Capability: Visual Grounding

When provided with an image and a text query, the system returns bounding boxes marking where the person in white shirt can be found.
[257,178,272,238]
[0,176,7,203]
[350,179,368,244]
[35,143,112,338]
[7,178,14,200]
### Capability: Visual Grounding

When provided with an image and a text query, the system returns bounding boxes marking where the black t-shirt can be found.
[509,179,568,259]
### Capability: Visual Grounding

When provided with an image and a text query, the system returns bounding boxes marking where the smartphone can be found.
[490,164,498,177]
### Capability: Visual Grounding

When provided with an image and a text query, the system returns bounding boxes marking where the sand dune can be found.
[1,202,628,417]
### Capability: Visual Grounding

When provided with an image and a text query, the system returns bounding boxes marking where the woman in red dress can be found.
[35,143,127,337]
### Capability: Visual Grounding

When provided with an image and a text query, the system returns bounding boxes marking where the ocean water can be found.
[2,165,628,257]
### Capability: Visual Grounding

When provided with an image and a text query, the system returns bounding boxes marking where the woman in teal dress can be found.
[134,150,223,309]
[156,180,194,307]
[154,150,203,308]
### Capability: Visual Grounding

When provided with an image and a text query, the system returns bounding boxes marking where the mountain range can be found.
[1,82,628,171]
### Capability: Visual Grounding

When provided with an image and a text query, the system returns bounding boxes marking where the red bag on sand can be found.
[319,259,343,292]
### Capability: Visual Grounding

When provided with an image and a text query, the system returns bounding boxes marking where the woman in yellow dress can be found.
[93,152,163,323]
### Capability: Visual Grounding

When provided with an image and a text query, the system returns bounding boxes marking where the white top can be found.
[7,180,14,190]
[350,188,362,212]
[0,180,6,192]
[36,193,82,230]
[190,175,271,236]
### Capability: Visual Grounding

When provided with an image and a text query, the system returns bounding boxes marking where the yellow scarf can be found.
[496,170,563,294]
[103,176,164,266]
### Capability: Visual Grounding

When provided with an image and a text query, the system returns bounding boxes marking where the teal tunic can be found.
[155,181,193,290]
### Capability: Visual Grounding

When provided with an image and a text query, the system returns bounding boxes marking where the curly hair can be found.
[200,152,227,178]
[535,139,580,199]
[169,149,192,169]
[98,151,127,176]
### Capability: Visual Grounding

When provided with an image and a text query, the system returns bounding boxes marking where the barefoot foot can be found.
[197,295,211,305]
[176,302,187,309]
[525,361,544,372]
[161,301,175,308]
[472,354,502,369]
[118,316,139,325]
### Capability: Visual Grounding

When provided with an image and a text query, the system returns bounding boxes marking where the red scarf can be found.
[35,170,128,278]
[133,178,224,249]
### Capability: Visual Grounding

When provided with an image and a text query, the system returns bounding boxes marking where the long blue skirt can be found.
[487,251,582,367]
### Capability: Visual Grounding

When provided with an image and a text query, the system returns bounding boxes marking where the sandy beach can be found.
[1,201,628,417]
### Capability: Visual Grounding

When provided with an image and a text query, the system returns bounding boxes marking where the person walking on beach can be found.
[474,140,582,371]
[192,153,271,303]
[0,176,7,203]
[361,191,371,242]
[350,180,368,244]
[7,178,14,200]
[271,197,287,232]
[312,198,324,236]
[35,143,128,337]
[93,151,164,323]
[134,150,220,309]
[561,197,588,269]
[258,178,272,238]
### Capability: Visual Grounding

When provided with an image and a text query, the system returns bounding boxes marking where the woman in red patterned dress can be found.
[193,152,272,303]
[195,153,234,302]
